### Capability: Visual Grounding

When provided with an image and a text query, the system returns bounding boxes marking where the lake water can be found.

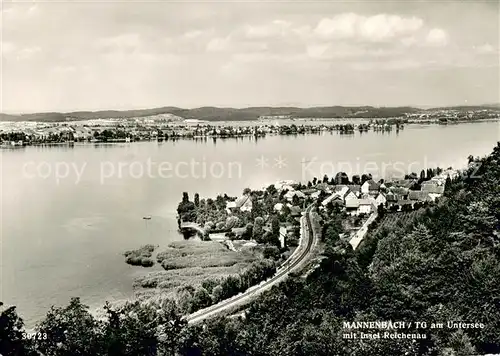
[1,121,498,327]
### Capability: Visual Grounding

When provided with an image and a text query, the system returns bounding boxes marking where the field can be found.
[133,240,260,299]
[371,210,425,234]
[156,240,257,270]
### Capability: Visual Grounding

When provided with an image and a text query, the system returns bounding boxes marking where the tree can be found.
[446,330,477,356]
[35,297,102,356]
[221,275,242,298]
[0,302,34,356]
[201,279,220,294]
[253,217,264,242]
[190,288,212,312]
[335,172,349,185]
[194,193,200,207]
[402,203,413,212]
[266,184,277,196]
[178,192,196,222]
[225,216,240,230]
[352,175,361,185]
[270,215,280,236]
[243,188,252,196]
[361,174,372,184]
[215,222,225,230]
[242,223,253,240]
[263,245,281,260]
[377,203,385,219]
[100,299,185,356]
[211,285,224,304]
[204,221,215,231]
[251,198,265,219]
[420,169,426,182]
[215,195,226,210]
[444,176,452,195]
[177,200,196,222]
[281,204,291,217]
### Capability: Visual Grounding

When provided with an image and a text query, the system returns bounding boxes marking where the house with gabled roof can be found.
[284,190,306,202]
[374,192,387,206]
[393,200,415,211]
[408,191,432,202]
[345,198,360,215]
[315,182,333,193]
[227,195,253,212]
[389,186,410,199]
[358,199,375,215]
[344,190,358,201]
[421,184,445,195]
[346,185,361,197]
[322,193,344,207]
[345,198,375,215]
[361,179,380,195]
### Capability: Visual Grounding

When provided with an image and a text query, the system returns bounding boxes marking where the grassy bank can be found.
[155,240,257,270]
[134,240,259,296]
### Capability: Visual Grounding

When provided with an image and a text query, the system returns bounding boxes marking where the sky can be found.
[1,0,499,113]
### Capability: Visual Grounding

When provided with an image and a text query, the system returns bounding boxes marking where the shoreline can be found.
[1,118,498,148]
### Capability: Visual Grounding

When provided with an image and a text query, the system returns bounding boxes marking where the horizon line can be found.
[2,103,500,116]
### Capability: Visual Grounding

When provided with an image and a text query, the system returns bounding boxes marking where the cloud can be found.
[96,33,141,50]
[474,43,495,54]
[314,13,423,42]
[306,44,330,59]
[306,42,405,60]
[206,36,267,53]
[425,28,448,46]
[243,20,292,39]
[183,30,205,39]
[2,42,17,54]
[2,45,41,60]
[206,37,230,52]
[17,46,41,59]
[1,3,38,21]
[51,65,77,74]
[2,2,497,112]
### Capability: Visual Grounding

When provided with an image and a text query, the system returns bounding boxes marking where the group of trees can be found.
[1,298,186,356]
[0,132,29,143]
[0,131,75,144]
[173,259,277,315]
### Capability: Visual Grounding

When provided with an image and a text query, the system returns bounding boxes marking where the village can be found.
[0,117,407,147]
[176,166,459,257]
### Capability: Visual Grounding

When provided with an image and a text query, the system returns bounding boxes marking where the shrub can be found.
[201,278,220,294]
[211,285,224,303]
[124,245,157,267]
[225,216,241,229]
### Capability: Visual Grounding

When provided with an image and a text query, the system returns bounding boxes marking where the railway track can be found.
[186,204,317,324]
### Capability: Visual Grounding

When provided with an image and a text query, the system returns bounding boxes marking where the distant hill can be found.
[65,106,183,120]
[427,104,500,111]
[1,104,498,122]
